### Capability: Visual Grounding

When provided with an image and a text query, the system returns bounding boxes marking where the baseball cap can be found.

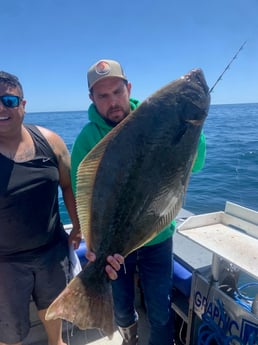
[87,59,127,90]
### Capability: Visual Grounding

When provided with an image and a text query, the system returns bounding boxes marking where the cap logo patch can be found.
[95,61,111,75]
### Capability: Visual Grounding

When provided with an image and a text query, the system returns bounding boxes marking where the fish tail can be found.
[45,275,115,338]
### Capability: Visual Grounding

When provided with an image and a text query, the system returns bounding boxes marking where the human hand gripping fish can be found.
[45,68,210,338]
[87,251,124,280]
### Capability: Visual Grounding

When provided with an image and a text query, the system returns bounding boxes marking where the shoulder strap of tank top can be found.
[25,124,58,164]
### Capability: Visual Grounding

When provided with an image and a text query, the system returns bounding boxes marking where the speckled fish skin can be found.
[46,68,210,337]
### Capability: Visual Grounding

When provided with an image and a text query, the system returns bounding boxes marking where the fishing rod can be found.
[209,40,247,94]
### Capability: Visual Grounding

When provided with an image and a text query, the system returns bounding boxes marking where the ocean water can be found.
[25,103,258,224]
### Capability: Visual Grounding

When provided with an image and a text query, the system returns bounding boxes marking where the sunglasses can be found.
[0,94,22,108]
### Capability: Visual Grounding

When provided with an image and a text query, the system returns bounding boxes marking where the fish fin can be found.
[156,193,184,231]
[76,137,111,249]
[125,196,184,253]
[45,275,115,338]
[156,155,194,232]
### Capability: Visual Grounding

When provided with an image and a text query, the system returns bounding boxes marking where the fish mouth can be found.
[179,69,210,123]
[183,68,210,94]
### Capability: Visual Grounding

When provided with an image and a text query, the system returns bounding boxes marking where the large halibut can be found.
[46,68,210,337]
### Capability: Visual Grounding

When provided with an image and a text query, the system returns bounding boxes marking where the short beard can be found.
[105,107,130,127]
[104,118,119,127]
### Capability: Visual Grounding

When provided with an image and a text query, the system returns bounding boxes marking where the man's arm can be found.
[38,126,82,248]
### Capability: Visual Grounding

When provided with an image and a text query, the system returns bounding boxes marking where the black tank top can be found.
[0,124,65,257]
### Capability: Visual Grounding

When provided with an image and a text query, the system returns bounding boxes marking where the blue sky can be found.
[1,0,257,112]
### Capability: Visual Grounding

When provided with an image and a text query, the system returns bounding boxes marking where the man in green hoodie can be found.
[71,59,206,345]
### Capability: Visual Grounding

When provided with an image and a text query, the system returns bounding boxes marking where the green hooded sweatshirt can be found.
[71,98,206,246]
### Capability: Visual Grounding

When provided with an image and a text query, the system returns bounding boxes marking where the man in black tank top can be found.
[0,72,123,345]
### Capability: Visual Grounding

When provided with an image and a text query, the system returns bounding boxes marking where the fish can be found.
[45,68,210,337]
